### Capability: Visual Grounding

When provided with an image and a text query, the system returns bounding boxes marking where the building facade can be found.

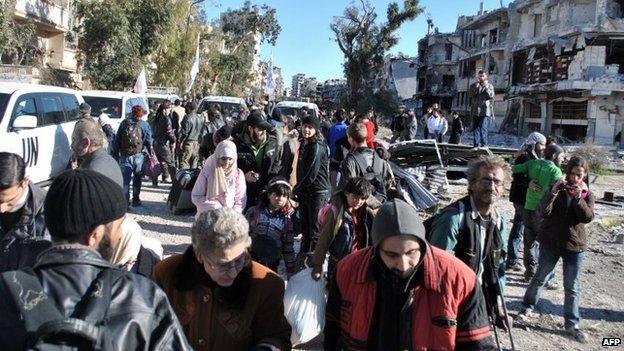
[2,0,79,84]
[291,73,305,98]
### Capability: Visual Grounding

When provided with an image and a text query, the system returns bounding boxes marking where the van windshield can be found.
[274,106,317,119]
[0,93,9,124]
[198,101,242,118]
[83,96,123,119]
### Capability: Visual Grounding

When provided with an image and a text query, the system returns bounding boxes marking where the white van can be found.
[198,96,247,119]
[81,90,149,133]
[0,83,85,185]
[272,101,320,120]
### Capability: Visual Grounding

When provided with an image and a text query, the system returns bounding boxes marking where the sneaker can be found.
[545,280,559,290]
[131,199,142,207]
[566,328,588,343]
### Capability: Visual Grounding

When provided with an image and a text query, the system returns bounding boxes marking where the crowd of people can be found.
[0,88,596,350]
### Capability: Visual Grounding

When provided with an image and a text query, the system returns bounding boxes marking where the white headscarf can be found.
[110,217,143,270]
[204,140,238,201]
[521,132,547,159]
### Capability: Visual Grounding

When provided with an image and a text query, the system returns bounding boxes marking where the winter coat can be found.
[0,244,192,350]
[245,203,299,274]
[324,246,493,350]
[0,182,50,273]
[233,131,281,206]
[179,112,203,143]
[469,81,495,117]
[328,121,348,159]
[152,247,292,351]
[191,167,246,219]
[79,148,124,188]
[538,186,595,252]
[428,195,508,291]
[311,196,375,268]
[152,111,177,144]
[449,116,464,143]
[293,136,330,197]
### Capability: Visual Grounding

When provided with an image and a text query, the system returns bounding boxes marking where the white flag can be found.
[133,68,147,94]
[186,37,200,93]
[264,55,275,97]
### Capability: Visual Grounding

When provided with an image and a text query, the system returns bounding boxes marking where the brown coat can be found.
[153,247,292,351]
[538,187,595,252]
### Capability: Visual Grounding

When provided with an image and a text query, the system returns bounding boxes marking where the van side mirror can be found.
[12,115,38,130]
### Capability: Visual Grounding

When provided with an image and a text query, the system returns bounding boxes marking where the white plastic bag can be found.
[283,267,326,345]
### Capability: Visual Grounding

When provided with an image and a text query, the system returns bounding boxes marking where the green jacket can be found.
[512,159,563,211]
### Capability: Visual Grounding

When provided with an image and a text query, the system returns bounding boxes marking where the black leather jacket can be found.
[0,182,50,273]
[179,112,203,143]
[0,244,192,350]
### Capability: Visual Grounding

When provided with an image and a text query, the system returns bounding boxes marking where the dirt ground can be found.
[130,166,624,351]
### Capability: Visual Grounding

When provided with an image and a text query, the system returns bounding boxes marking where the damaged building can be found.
[415,21,462,113]
[506,0,624,144]
[453,6,511,130]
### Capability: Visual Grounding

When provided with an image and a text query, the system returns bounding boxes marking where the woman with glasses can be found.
[153,208,292,351]
[192,140,246,219]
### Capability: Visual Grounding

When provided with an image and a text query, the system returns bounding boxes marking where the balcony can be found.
[14,0,71,33]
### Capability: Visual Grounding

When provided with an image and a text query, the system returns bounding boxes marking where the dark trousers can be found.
[299,191,329,254]
[522,209,542,278]
[472,115,489,147]
[154,140,175,180]
[507,202,525,265]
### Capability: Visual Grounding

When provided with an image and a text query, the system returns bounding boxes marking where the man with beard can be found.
[153,208,292,351]
[234,111,281,209]
[0,170,191,350]
[324,198,495,350]
[72,118,123,188]
[428,156,511,330]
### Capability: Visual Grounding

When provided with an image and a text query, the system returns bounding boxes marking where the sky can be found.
[204,0,505,84]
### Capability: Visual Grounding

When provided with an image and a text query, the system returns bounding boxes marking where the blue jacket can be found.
[327,122,347,159]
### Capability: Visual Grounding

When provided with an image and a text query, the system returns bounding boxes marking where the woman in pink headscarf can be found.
[191,140,246,218]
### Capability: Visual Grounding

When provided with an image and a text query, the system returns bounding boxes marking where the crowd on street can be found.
[0,70,597,350]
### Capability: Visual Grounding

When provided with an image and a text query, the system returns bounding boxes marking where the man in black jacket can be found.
[152,101,177,184]
[0,170,191,350]
[178,101,203,169]
[0,152,50,272]
[233,111,281,208]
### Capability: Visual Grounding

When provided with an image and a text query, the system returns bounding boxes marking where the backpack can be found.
[120,121,143,155]
[1,268,120,350]
[348,151,387,203]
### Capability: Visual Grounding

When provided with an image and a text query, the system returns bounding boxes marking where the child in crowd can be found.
[246,177,300,277]
[311,177,376,281]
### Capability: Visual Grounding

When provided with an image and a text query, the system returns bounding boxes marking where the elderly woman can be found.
[153,208,292,351]
[192,140,246,219]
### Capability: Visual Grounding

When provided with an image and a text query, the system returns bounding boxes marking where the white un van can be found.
[0,83,85,185]
[81,90,149,133]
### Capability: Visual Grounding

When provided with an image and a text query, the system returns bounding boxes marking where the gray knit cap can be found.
[371,198,426,246]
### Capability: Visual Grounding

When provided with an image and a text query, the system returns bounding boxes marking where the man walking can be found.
[324,198,495,350]
[72,118,123,188]
[0,170,191,350]
[115,105,153,207]
[152,101,177,184]
[428,156,510,328]
[469,70,495,147]
[178,101,203,169]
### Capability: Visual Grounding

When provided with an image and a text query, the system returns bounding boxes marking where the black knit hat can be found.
[45,169,127,241]
[371,198,426,246]
[301,115,321,131]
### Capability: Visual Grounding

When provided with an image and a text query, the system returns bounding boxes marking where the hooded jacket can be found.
[0,182,50,273]
[0,244,192,350]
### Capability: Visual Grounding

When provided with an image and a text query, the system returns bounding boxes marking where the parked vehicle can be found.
[197,96,247,120]
[271,101,320,120]
[81,90,149,132]
[0,83,85,185]
[146,93,181,109]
